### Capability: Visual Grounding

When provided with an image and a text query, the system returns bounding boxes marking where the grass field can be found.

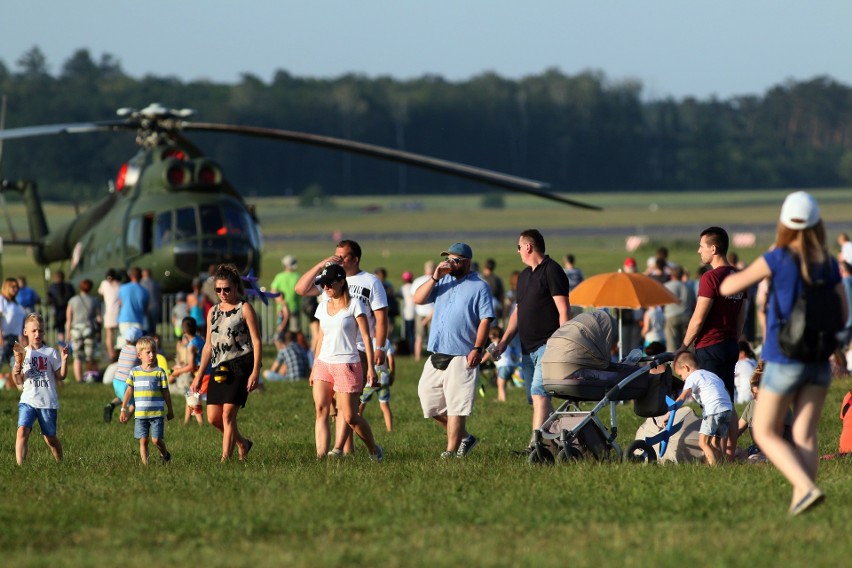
[1,357,850,567]
[1,188,852,566]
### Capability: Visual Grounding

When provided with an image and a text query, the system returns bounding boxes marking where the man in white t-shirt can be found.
[296,239,389,453]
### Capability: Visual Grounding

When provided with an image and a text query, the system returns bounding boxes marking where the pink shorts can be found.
[312,359,364,394]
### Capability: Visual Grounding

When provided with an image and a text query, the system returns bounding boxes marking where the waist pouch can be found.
[430,353,456,371]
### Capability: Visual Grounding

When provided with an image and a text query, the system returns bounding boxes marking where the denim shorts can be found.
[527,344,549,398]
[18,403,58,437]
[496,366,516,381]
[700,410,731,438]
[761,360,831,396]
[135,417,165,440]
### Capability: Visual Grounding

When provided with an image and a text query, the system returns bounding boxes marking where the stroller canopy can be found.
[541,310,617,377]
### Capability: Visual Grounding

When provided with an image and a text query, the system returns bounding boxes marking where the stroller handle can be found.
[637,352,675,365]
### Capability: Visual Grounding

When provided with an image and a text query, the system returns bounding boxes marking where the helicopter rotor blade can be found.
[0,120,136,142]
[184,122,602,210]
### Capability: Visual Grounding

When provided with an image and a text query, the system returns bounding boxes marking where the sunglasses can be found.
[517,243,526,251]
[321,281,339,289]
[447,257,466,265]
[215,287,231,294]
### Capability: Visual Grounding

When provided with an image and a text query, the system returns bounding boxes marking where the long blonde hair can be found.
[774,220,829,285]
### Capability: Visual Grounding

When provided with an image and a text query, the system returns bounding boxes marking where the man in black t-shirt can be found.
[495,229,571,454]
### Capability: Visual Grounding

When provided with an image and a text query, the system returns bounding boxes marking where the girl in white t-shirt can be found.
[311,264,384,462]
[12,313,69,465]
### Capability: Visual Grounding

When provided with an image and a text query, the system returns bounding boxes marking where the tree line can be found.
[1,47,851,202]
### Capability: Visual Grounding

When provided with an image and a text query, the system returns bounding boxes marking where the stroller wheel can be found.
[556,446,582,464]
[527,445,555,465]
[624,440,657,464]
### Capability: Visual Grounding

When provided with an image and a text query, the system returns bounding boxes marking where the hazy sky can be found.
[3,1,851,100]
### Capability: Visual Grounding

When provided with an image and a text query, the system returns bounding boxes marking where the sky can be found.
[2,1,851,101]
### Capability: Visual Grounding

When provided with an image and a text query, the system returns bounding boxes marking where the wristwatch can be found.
[473,346,484,354]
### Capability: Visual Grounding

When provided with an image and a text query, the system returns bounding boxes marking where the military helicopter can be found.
[0,103,600,293]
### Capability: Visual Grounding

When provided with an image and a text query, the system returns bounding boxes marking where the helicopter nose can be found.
[173,240,257,279]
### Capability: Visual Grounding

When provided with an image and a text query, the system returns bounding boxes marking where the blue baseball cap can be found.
[441,242,472,259]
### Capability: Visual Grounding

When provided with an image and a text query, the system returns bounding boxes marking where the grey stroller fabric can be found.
[541,310,617,381]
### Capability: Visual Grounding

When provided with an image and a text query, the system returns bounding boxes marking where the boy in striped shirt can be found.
[119,336,174,464]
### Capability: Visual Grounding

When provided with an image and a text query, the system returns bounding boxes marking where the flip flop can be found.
[789,487,825,516]
[239,439,254,461]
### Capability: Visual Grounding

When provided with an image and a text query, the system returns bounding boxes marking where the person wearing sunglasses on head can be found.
[414,242,494,459]
[191,264,261,462]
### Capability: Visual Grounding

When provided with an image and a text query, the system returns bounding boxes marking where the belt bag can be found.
[430,353,456,371]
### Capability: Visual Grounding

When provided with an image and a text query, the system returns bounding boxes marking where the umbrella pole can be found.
[618,308,624,360]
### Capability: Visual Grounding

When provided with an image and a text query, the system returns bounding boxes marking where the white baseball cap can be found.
[780,191,820,230]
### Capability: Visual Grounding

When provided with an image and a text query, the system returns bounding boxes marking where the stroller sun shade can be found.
[541,309,616,378]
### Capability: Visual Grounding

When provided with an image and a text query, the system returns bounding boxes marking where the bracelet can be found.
[431,276,439,283]
[120,407,127,412]
[473,346,484,354]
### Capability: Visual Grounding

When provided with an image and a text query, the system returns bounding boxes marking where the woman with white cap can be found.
[720,191,846,516]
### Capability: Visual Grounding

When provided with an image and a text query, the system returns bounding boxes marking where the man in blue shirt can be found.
[15,276,41,314]
[117,267,149,348]
[414,242,494,459]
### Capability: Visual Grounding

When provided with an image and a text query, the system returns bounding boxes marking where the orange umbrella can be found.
[570,271,680,358]
[570,271,680,309]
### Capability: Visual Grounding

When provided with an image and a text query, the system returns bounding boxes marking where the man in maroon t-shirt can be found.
[678,226,745,458]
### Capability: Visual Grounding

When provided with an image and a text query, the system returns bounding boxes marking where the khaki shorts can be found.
[418,355,478,418]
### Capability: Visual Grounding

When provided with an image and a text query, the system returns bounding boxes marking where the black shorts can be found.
[206,353,255,408]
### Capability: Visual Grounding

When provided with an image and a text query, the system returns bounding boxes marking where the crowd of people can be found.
[8,192,852,517]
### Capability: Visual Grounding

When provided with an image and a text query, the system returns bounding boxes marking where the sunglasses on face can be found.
[447,257,466,265]
[215,287,231,294]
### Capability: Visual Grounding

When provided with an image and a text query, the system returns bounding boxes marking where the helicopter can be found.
[0,103,601,293]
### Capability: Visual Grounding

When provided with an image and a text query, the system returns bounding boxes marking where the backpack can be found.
[772,254,843,363]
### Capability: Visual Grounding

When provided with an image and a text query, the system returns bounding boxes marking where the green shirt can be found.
[270,271,301,313]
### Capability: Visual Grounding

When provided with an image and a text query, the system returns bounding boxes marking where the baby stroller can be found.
[530,310,676,464]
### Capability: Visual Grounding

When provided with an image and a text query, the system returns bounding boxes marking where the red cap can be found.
[624,257,637,268]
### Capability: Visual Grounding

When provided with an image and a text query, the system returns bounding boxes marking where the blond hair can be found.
[135,336,156,353]
[24,312,45,328]
[1,277,18,299]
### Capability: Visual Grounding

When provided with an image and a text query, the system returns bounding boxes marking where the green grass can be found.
[1,356,850,567]
[2,189,852,566]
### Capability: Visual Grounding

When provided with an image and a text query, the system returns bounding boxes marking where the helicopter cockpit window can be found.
[199,205,224,236]
[175,207,196,240]
[223,207,247,237]
[156,211,173,247]
[126,215,153,258]
[126,217,141,257]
